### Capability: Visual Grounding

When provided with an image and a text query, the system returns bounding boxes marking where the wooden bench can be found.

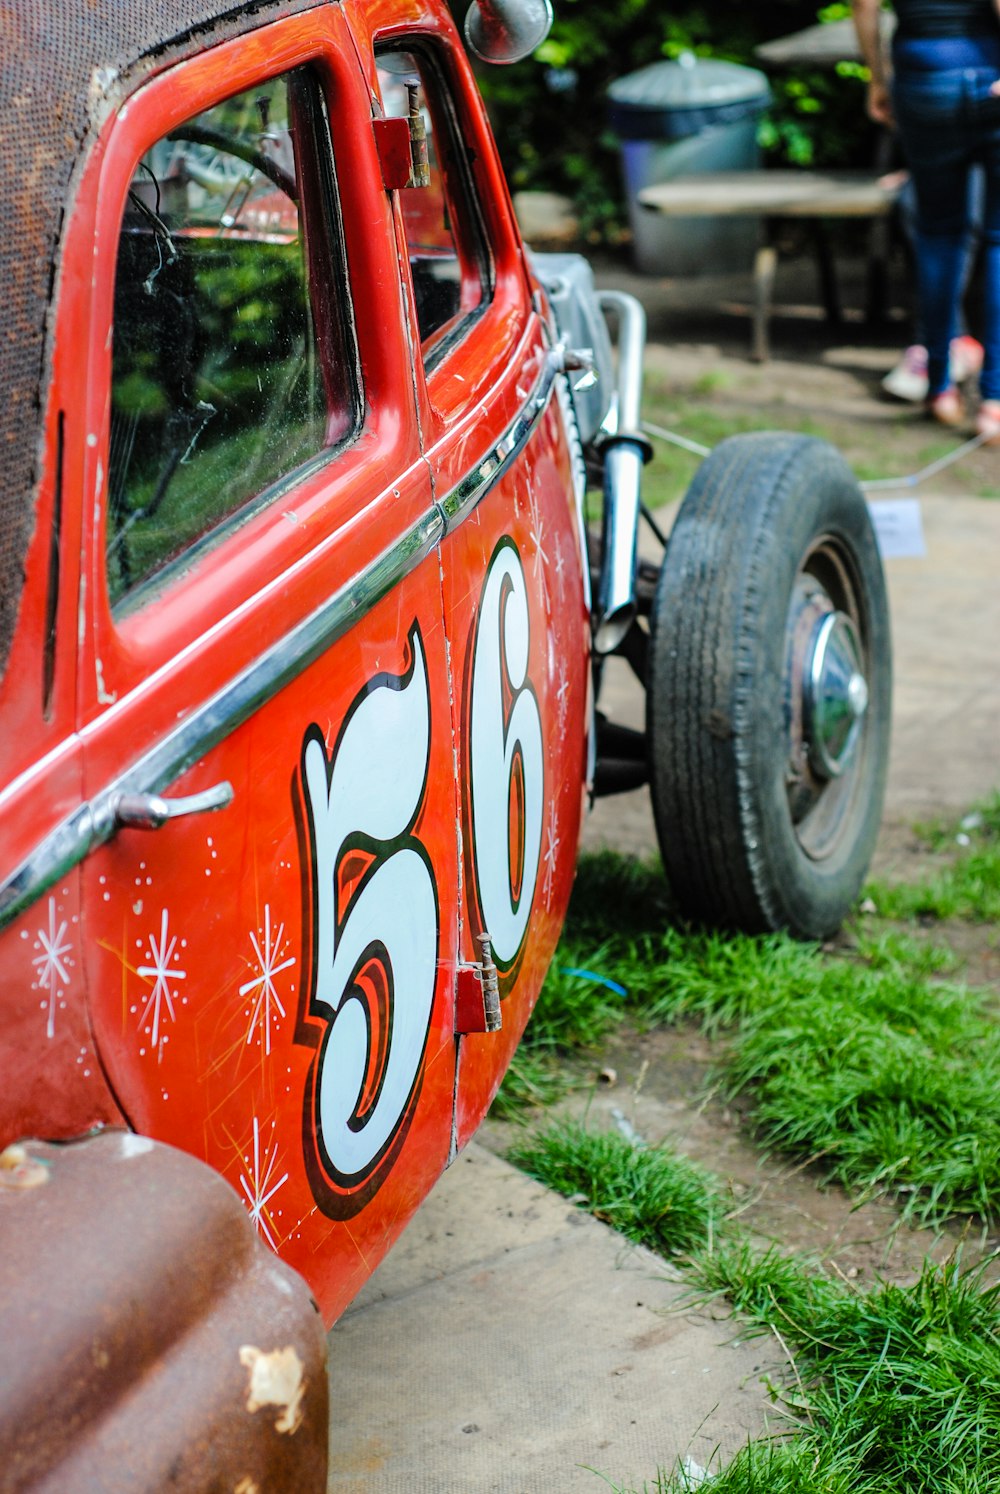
[638,169,904,360]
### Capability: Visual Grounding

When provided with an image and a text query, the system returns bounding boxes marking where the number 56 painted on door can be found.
[298,540,543,1217]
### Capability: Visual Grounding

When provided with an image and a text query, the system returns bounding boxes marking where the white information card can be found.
[866,498,926,559]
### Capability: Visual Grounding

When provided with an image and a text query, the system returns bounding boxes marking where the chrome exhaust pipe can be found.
[593,290,651,655]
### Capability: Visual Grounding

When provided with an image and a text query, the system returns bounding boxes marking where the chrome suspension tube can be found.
[593,290,651,655]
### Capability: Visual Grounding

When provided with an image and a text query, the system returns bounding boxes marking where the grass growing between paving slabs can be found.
[635,1249,1000,1491]
[500,797,1000,1226]
[507,1120,723,1259]
[510,1120,1000,1492]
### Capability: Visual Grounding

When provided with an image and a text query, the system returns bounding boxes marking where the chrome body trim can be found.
[435,346,563,531]
[0,806,96,932]
[0,350,561,931]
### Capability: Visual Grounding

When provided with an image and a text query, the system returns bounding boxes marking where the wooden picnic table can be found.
[638,170,904,360]
[754,14,895,69]
[638,170,900,219]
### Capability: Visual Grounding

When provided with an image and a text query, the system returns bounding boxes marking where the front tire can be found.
[647,432,891,939]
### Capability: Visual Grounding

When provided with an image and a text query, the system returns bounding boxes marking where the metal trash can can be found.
[608,54,771,277]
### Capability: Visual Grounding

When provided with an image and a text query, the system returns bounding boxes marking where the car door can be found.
[361,5,592,1147]
[73,10,461,1324]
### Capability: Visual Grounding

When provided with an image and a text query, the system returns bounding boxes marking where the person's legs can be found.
[899,170,982,344]
[893,66,971,398]
[914,224,967,395]
[975,95,1000,404]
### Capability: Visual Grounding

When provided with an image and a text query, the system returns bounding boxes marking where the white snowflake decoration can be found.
[239,1116,288,1251]
[529,513,549,568]
[529,513,553,610]
[240,904,295,1056]
[136,908,187,1047]
[542,806,561,898]
[32,896,73,1039]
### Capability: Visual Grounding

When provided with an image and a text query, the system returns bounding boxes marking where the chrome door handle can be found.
[112,781,234,830]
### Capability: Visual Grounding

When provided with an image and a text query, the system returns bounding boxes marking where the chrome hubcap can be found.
[804,611,868,779]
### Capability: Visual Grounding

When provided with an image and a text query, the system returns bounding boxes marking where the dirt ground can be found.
[484,251,1000,1289]
[593,247,1000,502]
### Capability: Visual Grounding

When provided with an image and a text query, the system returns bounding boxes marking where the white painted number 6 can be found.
[470,541,544,967]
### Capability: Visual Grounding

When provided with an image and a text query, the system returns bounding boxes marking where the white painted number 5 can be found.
[301,626,437,1211]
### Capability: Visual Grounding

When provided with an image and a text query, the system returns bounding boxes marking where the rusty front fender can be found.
[0,1131,328,1492]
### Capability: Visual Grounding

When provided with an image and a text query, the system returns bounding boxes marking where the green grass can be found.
[638,402,830,512]
[489,1049,569,1117]
[691,370,731,397]
[507,1118,722,1257]
[606,1243,1000,1493]
[504,803,1000,1492]
[511,831,1000,1225]
[865,794,1000,923]
[657,930,1000,1226]
[492,953,626,1117]
[634,341,995,510]
[724,956,1000,1224]
[505,1116,1000,1492]
[684,1247,1000,1494]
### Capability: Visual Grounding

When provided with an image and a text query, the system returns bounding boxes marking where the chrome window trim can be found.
[0,347,562,931]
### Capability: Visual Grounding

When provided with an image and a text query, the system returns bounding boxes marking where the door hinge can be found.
[373,85,431,192]
[454,933,502,1035]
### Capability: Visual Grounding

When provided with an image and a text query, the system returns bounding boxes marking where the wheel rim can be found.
[806,611,868,778]
[783,536,873,860]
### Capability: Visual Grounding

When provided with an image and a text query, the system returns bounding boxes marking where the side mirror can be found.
[464,0,554,65]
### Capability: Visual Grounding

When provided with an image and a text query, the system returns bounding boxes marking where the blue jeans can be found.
[893,37,1000,400]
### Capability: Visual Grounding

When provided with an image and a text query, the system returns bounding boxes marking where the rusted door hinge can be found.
[454,933,501,1035]
[373,85,431,192]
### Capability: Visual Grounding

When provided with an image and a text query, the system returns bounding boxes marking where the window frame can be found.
[105,63,363,616]
[363,10,535,442]
[375,38,496,374]
[75,12,427,706]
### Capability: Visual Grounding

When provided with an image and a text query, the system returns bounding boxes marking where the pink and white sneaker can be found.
[882,337,984,403]
[882,344,928,402]
[950,335,984,384]
[924,387,964,427]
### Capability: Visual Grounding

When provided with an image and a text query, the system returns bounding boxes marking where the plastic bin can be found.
[608,55,771,277]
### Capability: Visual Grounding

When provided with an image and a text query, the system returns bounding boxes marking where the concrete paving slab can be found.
[881,496,1000,818]
[327,1145,775,1492]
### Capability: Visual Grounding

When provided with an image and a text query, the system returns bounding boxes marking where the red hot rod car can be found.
[0,0,890,1485]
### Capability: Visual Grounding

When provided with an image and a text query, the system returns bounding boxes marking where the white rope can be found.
[859,431,991,490]
[641,418,711,458]
[641,419,991,492]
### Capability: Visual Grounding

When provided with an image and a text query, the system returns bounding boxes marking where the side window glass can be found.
[377,50,491,363]
[108,68,358,607]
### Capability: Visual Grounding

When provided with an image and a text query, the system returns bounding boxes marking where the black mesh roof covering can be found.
[0,0,322,677]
